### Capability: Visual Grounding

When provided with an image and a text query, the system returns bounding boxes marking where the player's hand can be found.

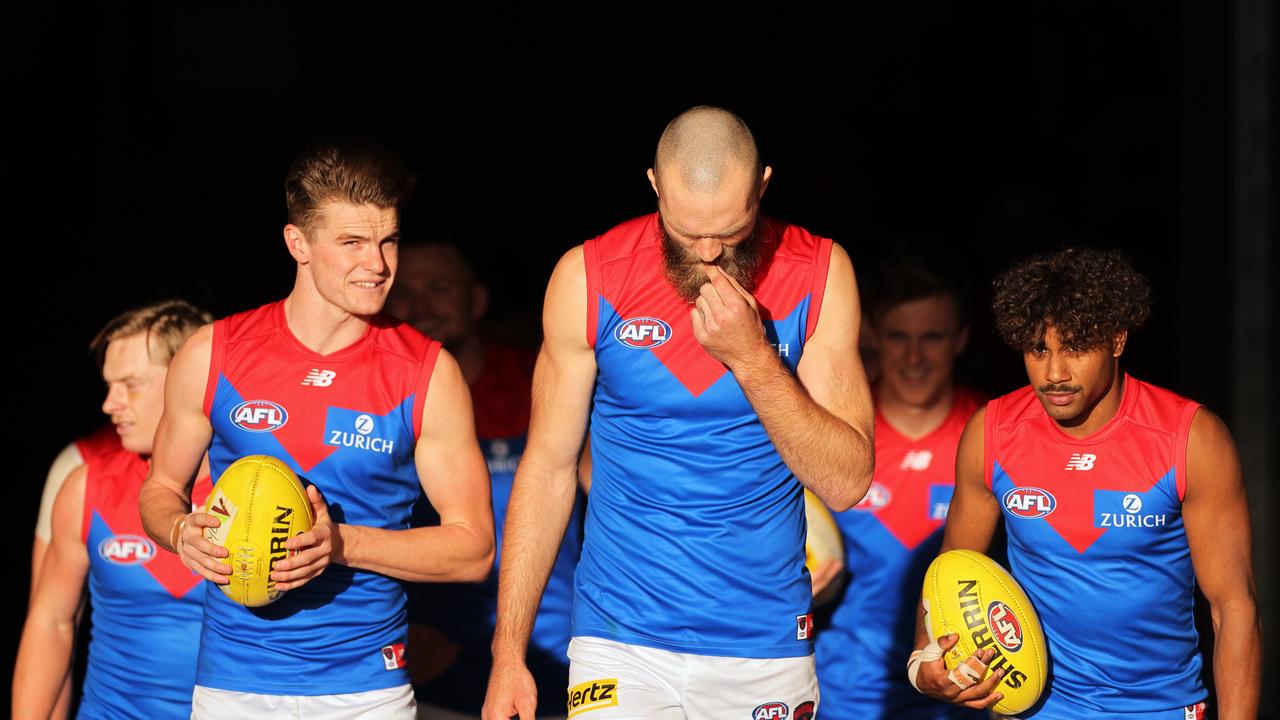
[271,485,342,591]
[482,658,539,720]
[913,634,1005,709]
[690,265,771,369]
[177,511,232,584]
[810,557,844,599]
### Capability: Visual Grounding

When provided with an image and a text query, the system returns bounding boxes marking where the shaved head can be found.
[653,106,762,193]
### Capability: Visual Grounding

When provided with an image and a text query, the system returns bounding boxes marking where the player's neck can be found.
[1053,368,1125,439]
[877,383,955,440]
[282,290,372,356]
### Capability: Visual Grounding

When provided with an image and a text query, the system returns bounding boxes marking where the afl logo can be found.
[753,702,789,720]
[987,600,1023,652]
[231,400,288,433]
[615,317,672,349]
[854,482,891,510]
[1002,486,1057,518]
[98,534,156,565]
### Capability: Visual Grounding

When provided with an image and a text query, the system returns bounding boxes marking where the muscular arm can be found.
[1183,408,1260,720]
[139,325,230,581]
[289,349,495,583]
[693,243,873,510]
[14,466,89,720]
[484,247,597,720]
[32,442,84,602]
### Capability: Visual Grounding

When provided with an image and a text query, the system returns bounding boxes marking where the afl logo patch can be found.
[987,600,1023,651]
[854,482,891,510]
[230,400,288,433]
[615,317,672,349]
[98,534,156,565]
[1002,486,1056,519]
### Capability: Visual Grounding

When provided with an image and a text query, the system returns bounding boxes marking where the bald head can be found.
[653,106,762,194]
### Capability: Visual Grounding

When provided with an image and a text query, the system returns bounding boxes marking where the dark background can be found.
[12,3,1276,716]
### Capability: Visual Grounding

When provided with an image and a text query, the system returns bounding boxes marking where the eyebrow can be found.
[336,229,401,241]
[665,218,753,241]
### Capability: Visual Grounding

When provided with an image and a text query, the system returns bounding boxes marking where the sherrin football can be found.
[202,455,314,607]
[922,549,1047,715]
[803,489,845,607]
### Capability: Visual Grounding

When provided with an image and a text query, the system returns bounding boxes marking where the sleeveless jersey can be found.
[987,375,1206,719]
[199,301,441,695]
[817,387,984,719]
[76,423,124,464]
[80,448,212,719]
[409,343,582,715]
[577,214,832,658]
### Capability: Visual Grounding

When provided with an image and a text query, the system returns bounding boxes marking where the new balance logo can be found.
[1064,453,1097,471]
[301,369,336,387]
[900,450,933,471]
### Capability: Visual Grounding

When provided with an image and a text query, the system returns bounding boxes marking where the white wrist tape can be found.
[907,599,944,691]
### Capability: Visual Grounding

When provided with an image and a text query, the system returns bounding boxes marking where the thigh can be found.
[567,637,685,720]
[683,654,818,720]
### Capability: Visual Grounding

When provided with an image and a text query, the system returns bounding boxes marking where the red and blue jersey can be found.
[987,375,1206,719]
[80,448,211,719]
[817,388,984,719]
[408,344,582,715]
[199,301,440,695]
[576,214,831,658]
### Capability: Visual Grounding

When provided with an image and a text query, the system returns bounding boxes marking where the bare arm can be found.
[483,247,597,720]
[911,407,1005,709]
[139,325,230,583]
[31,442,84,603]
[1183,408,1260,720]
[273,349,495,587]
[14,466,89,720]
[692,244,874,510]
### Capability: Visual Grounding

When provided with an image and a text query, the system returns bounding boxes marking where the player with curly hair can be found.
[909,247,1260,719]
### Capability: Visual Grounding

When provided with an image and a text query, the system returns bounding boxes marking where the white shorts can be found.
[566,636,818,720]
[192,683,416,719]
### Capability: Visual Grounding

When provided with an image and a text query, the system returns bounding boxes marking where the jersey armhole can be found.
[804,237,834,341]
[411,340,444,441]
[80,463,94,545]
[983,398,999,492]
[202,321,226,418]
[1174,401,1201,503]
[583,239,601,349]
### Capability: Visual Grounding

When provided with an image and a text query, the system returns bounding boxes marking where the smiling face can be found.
[287,201,400,317]
[1024,323,1127,430]
[384,244,486,349]
[100,332,169,455]
[873,294,968,411]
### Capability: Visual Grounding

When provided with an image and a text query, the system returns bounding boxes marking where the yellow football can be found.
[923,549,1048,715]
[804,489,845,607]
[202,455,314,607]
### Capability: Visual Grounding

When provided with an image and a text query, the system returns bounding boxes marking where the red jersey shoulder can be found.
[75,424,124,465]
[216,300,280,345]
[590,214,659,265]
[369,314,443,366]
[1126,377,1198,430]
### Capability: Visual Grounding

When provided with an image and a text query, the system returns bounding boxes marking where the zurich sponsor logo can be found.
[1002,486,1056,518]
[98,534,156,565]
[987,600,1023,652]
[854,482,891,510]
[753,702,789,720]
[615,317,672,349]
[230,400,288,433]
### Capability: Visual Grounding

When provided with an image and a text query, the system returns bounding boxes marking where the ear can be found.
[1112,330,1129,358]
[758,165,773,199]
[956,323,971,355]
[471,283,490,323]
[284,224,311,264]
[647,168,660,197]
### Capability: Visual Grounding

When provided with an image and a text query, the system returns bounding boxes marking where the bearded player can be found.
[139,141,494,719]
[816,260,984,719]
[483,106,875,720]
[15,300,213,719]
[911,248,1260,719]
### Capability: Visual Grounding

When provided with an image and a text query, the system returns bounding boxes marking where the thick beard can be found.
[659,214,767,302]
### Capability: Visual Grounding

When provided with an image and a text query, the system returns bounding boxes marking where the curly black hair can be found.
[992,247,1151,351]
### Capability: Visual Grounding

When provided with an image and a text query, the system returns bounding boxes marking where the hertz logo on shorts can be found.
[567,678,618,717]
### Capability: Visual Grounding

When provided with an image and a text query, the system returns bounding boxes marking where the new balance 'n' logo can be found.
[301,369,336,387]
[1064,453,1097,471]
[900,450,933,471]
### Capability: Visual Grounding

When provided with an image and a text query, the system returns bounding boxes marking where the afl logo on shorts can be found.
[752,702,789,720]
[987,600,1023,652]
[230,400,288,433]
[98,534,156,565]
[615,317,672,349]
[1002,487,1056,519]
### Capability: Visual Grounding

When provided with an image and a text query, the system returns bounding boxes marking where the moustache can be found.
[1038,384,1082,394]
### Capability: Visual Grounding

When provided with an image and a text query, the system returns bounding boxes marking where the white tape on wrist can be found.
[908,598,944,692]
